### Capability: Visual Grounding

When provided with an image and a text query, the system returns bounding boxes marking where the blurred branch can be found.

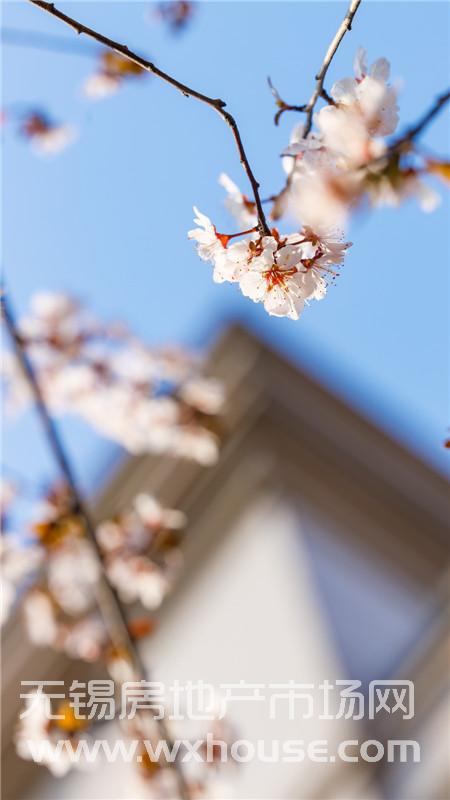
[0,287,191,800]
[389,88,450,152]
[1,26,96,55]
[27,0,271,236]
[358,88,450,174]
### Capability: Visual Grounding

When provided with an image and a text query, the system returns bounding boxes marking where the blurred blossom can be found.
[16,693,90,777]
[47,538,99,615]
[83,49,146,100]
[96,492,186,610]
[154,1,196,33]
[190,48,444,320]
[20,112,76,155]
[7,484,185,663]
[0,478,17,527]
[2,291,224,463]
[218,173,258,229]
[0,484,43,626]
[61,614,107,662]
[23,589,58,646]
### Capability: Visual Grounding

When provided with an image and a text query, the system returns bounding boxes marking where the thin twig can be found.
[26,0,271,236]
[302,0,362,136]
[358,88,450,174]
[389,88,450,152]
[267,76,307,126]
[1,288,191,800]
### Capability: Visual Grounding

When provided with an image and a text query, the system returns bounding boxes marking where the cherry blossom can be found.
[20,113,76,155]
[2,292,224,464]
[96,492,185,611]
[16,693,90,777]
[83,50,145,100]
[155,1,195,33]
[61,614,107,662]
[133,493,187,531]
[239,236,318,320]
[218,173,257,228]
[0,534,43,626]
[364,159,441,212]
[188,208,351,320]
[23,590,59,646]
[47,538,100,615]
[83,72,121,99]
[179,378,225,416]
[188,208,230,263]
[288,148,363,229]
[0,499,43,627]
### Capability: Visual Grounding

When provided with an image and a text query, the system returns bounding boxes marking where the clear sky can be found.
[2,1,449,505]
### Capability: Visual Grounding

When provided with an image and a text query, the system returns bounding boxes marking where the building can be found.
[2,325,449,800]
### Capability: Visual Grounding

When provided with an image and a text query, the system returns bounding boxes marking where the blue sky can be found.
[2,1,449,504]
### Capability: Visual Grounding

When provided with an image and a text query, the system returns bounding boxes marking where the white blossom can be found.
[171,426,219,465]
[61,615,106,662]
[315,104,387,166]
[133,493,187,531]
[23,590,58,646]
[16,692,88,776]
[180,377,225,415]
[188,208,229,262]
[47,539,99,615]
[282,124,324,175]
[83,72,121,99]
[31,124,77,156]
[366,167,441,212]
[0,535,43,626]
[106,555,170,610]
[288,148,363,229]
[324,47,399,139]
[239,236,319,320]
[218,172,257,228]
[212,239,249,284]
[1,578,15,627]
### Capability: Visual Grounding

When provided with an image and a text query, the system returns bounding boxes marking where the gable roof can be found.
[94,323,449,584]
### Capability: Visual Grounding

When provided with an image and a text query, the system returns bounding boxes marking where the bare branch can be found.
[358,88,450,174]
[1,287,191,800]
[26,0,271,236]
[302,0,362,136]
[266,1,361,130]
[389,88,450,152]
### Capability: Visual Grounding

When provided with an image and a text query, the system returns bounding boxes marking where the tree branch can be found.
[389,88,450,153]
[1,287,191,800]
[357,88,450,174]
[26,0,271,236]
[302,0,362,136]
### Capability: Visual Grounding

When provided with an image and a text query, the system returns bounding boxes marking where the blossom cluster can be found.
[2,291,224,463]
[284,48,439,226]
[189,207,350,321]
[1,482,185,662]
[189,49,448,321]
[0,480,43,627]
[17,688,235,792]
